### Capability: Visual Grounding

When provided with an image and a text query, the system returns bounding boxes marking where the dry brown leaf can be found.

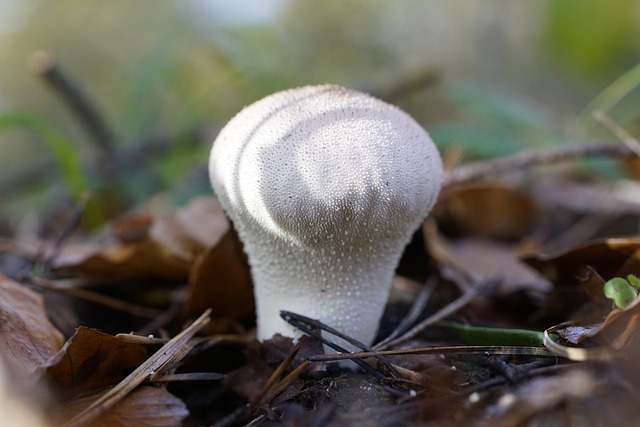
[93,386,188,427]
[526,238,640,289]
[523,239,640,325]
[0,274,64,385]
[61,310,210,427]
[150,196,229,260]
[60,386,188,427]
[51,197,229,283]
[110,213,154,243]
[622,157,640,180]
[533,179,640,216]
[424,221,551,296]
[45,327,146,400]
[187,230,253,318]
[571,295,640,350]
[434,184,535,240]
[576,266,612,306]
[53,240,191,282]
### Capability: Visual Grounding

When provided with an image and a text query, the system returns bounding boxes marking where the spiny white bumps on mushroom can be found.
[209,84,442,350]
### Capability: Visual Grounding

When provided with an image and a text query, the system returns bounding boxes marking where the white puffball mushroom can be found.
[209,84,443,350]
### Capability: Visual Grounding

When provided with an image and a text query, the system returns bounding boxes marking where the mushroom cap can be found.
[209,84,442,346]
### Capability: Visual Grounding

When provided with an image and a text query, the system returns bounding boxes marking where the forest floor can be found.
[2,145,640,426]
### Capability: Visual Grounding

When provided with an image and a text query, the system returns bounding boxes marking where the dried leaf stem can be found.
[375,277,497,350]
[29,276,163,319]
[445,142,636,187]
[308,345,554,362]
[30,51,115,155]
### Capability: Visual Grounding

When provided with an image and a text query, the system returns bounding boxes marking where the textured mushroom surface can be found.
[209,85,442,348]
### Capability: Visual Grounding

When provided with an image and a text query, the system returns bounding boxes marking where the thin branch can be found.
[371,68,441,102]
[592,110,640,156]
[30,51,115,155]
[307,345,555,362]
[281,311,401,379]
[0,130,203,199]
[251,343,305,411]
[39,192,89,274]
[28,276,163,319]
[375,277,497,350]
[375,275,437,348]
[444,142,636,187]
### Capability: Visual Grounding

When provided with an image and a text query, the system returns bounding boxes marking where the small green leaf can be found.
[0,112,106,227]
[627,275,640,290]
[0,112,89,197]
[604,277,639,309]
[449,83,550,130]
[429,124,521,159]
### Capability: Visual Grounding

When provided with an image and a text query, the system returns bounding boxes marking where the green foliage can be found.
[430,124,522,159]
[579,62,640,134]
[1,1,639,228]
[437,321,545,347]
[543,0,637,83]
[431,83,555,159]
[0,113,89,197]
[0,112,107,225]
[604,275,640,309]
[449,84,550,131]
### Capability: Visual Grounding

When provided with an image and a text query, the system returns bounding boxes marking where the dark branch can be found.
[445,142,637,187]
[30,51,116,155]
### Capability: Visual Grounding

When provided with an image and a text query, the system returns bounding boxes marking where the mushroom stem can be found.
[251,231,401,346]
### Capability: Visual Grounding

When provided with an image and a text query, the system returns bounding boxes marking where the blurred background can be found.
[1,0,639,232]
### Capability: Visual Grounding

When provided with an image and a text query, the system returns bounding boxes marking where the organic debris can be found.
[2,149,640,426]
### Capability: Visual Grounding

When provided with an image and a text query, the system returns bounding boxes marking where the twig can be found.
[375,275,438,348]
[105,129,204,177]
[0,130,203,199]
[444,142,636,187]
[281,311,401,379]
[63,309,211,427]
[251,343,309,411]
[252,343,302,410]
[375,277,497,350]
[135,289,185,336]
[372,68,441,102]
[28,275,163,319]
[308,345,555,362]
[30,51,115,155]
[152,372,225,382]
[258,360,309,408]
[38,192,90,274]
[592,110,640,156]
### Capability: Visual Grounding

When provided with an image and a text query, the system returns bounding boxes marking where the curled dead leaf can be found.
[525,239,640,322]
[52,241,191,282]
[59,385,188,427]
[51,197,230,283]
[150,197,229,260]
[424,220,551,296]
[526,238,640,291]
[187,230,253,318]
[434,184,535,240]
[0,274,64,385]
[44,327,146,400]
